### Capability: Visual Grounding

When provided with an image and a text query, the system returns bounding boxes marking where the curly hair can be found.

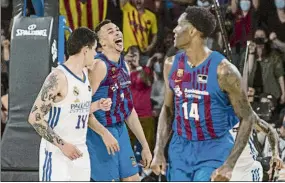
[184,6,216,38]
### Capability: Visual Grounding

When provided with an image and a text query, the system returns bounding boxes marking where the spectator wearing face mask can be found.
[230,0,260,67]
[265,0,285,56]
[240,27,285,104]
[125,46,158,153]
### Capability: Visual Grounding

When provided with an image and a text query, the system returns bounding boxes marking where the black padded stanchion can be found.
[1,16,53,181]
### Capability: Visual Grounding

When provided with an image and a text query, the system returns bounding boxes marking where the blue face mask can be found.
[240,1,251,11]
[275,0,285,9]
[197,0,210,7]
[154,62,161,73]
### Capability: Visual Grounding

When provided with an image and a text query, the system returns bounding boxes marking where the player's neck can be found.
[102,49,121,62]
[65,56,85,75]
[184,40,210,67]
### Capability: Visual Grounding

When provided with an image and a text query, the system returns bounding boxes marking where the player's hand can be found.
[101,129,119,155]
[271,155,284,170]
[59,142,83,161]
[141,146,152,169]
[211,163,233,181]
[150,150,166,174]
[98,98,112,111]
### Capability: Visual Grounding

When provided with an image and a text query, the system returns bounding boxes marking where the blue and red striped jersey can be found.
[92,53,134,126]
[168,51,239,141]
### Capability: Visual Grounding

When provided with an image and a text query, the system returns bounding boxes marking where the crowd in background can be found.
[2,0,285,181]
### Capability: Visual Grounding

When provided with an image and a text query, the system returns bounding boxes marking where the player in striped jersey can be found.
[86,20,152,181]
[150,7,282,181]
[28,27,111,181]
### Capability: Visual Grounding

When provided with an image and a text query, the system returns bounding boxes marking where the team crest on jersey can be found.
[73,86,80,96]
[177,69,184,77]
[197,74,208,84]
[130,156,137,167]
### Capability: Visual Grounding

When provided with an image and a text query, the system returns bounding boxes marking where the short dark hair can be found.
[67,27,97,56]
[94,19,112,36]
[184,6,216,38]
[126,46,140,55]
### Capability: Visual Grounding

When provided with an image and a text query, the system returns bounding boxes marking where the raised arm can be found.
[28,70,82,160]
[151,56,174,174]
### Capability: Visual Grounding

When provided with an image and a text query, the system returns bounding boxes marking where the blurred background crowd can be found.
[2,0,285,181]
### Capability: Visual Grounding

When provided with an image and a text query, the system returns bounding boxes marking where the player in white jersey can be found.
[230,122,284,181]
[28,27,110,181]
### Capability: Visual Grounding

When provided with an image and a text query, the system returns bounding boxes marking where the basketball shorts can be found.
[231,161,263,181]
[87,122,139,181]
[167,132,234,181]
[39,139,90,181]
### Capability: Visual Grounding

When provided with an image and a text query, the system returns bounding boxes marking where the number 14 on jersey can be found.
[182,102,199,120]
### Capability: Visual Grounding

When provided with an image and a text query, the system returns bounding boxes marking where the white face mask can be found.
[197,0,210,7]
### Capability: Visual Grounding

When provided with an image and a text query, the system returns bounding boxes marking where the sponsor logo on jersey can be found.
[197,74,208,84]
[174,85,182,97]
[73,86,80,96]
[70,101,91,113]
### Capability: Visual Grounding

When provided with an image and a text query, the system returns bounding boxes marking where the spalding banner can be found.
[12,17,53,39]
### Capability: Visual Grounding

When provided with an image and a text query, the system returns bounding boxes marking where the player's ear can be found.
[189,26,198,37]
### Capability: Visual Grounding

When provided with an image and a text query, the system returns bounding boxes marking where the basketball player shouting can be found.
[86,20,152,181]
[150,7,283,181]
[28,27,111,181]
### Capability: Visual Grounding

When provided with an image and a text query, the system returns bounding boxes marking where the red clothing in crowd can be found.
[230,10,254,48]
[130,66,153,118]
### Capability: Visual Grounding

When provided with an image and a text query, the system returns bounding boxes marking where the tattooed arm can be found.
[151,56,174,173]
[217,60,255,169]
[255,119,283,169]
[28,70,82,160]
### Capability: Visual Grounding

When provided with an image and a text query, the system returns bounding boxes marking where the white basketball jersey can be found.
[42,65,92,148]
[230,123,259,168]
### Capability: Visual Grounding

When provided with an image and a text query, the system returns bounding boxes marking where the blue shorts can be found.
[86,122,138,181]
[167,132,234,181]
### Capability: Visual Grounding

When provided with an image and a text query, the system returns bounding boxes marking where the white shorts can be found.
[231,161,263,181]
[39,141,90,181]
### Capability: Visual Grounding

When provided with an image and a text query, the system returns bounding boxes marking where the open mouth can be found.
[114,38,123,47]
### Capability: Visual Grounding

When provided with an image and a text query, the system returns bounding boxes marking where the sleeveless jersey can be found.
[92,53,133,126]
[168,51,239,141]
[44,65,92,146]
[230,123,259,168]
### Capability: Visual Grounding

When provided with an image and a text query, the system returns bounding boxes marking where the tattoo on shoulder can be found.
[41,73,59,102]
[217,60,242,92]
